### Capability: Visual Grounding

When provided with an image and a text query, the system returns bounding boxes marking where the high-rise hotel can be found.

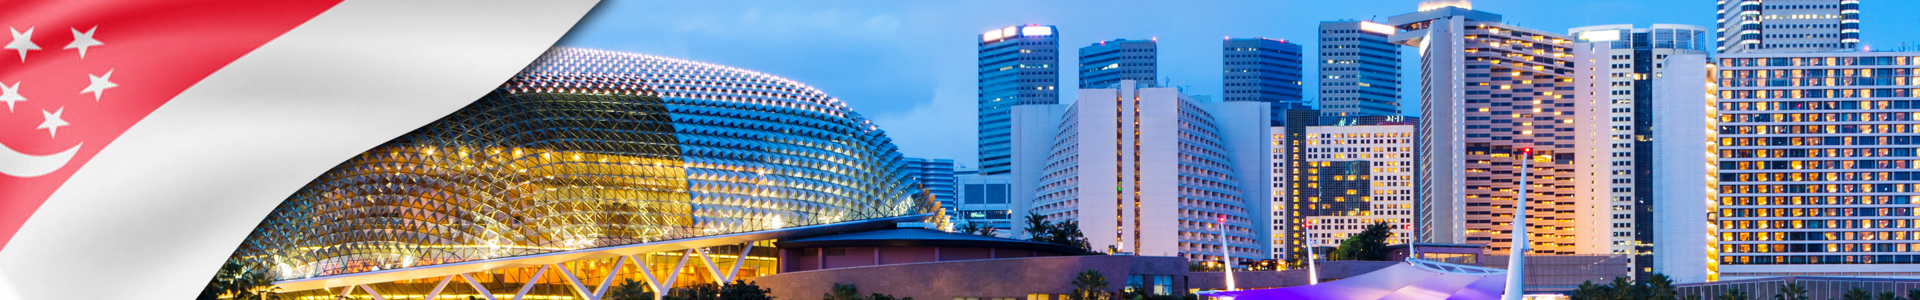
[1391,0,1612,254]
[1714,52,1920,279]
[1011,80,1272,262]
[1717,0,1860,54]
[978,25,1060,175]
[1568,23,1714,280]
[1318,21,1405,117]
[1270,111,1417,261]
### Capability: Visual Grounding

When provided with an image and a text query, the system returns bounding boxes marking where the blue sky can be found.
[558,0,1920,168]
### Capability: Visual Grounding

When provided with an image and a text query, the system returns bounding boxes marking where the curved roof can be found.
[227,48,928,281]
[1208,259,1508,300]
[775,228,1088,255]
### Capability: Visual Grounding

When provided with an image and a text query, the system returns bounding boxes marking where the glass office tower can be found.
[1079,39,1157,89]
[1318,21,1403,117]
[1224,37,1307,125]
[978,25,1060,175]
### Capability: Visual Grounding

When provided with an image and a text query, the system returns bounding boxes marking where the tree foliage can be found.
[197,260,282,300]
[1715,288,1749,300]
[1022,213,1092,252]
[1328,221,1393,261]
[1569,274,1678,300]
[606,278,655,300]
[959,222,998,236]
[1070,269,1112,300]
[822,283,912,300]
[664,280,773,300]
[1841,288,1873,300]
[1775,282,1810,300]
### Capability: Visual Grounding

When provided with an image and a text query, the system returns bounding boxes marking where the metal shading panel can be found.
[224,47,932,282]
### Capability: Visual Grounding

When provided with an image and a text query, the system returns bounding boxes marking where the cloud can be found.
[868,72,979,167]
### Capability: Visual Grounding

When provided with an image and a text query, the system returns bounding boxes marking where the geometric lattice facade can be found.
[225,47,926,282]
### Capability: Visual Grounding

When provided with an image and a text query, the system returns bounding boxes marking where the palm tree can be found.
[1716,288,1749,300]
[1070,269,1111,300]
[824,283,863,300]
[1873,292,1902,300]
[1647,274,1678,300]
[1906,289,1920,300]
[1841,288,1873,300]
[1023,213,1053,241]
[1776,283,1810,300]
[605,278,654,300]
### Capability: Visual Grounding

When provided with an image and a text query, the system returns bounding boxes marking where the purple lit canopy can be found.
[1207,259,1508,300]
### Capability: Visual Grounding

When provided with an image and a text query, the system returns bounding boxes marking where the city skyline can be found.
[557,0,1920,166]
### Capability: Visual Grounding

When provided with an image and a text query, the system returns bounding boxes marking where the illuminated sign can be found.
[1578,30,1621,42]
[1022,26,1052,36]
[982,29,1003,42]
[1360,21,1396,35]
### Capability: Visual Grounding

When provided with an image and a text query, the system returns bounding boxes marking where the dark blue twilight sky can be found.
[557,0,1920,167]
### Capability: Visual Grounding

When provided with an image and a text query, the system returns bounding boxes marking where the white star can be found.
[65,26,102,59]
[5,27,38,62]
[37,107,68,139]
[0,81,23,112]
[81,69,116,101]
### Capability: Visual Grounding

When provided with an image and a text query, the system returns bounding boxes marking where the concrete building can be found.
[1567,23,1713,281]
[905,158,960,225]
[1390,0,1612,255]
[1713,51,1920,279]
[955,170,1015,237]
[1716,0,1860,54]
[1223,37,1307,123]
[1080,39,1157,89]
[1649,53,1721,283]
[979,25,1060,175]
[1269,111,1417,261]
[1678,276,1920,300]
[1011,80,1271,263]
[1318,21,1405,117]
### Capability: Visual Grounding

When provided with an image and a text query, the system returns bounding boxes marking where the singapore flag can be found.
[0,1,597,300]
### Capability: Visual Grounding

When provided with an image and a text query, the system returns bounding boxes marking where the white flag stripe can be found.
[0,1,597,300]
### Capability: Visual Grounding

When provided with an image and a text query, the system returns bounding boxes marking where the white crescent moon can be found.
[0,142,82,178]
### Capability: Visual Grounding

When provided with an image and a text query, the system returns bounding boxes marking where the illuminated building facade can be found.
[1716,0,1860,54]
[220,48,933,299]
[1318,21,1404,117]
[1079,39,1157,89]
[1649,53,1721,283]
[1269,110,1417,261]
[1567,23,1713,280]
[955,171,1015,237]
[1012,80,1271,262]
[979,25,1060,175]
[1713,52,1920,279]
[905,158,959,225]
[1391,0,1612,254]
[1222,37,1306,123]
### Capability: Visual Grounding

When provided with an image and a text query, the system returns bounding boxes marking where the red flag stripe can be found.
[0,0,342,248]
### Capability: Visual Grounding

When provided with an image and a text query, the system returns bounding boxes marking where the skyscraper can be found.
[1012,80,1271,262]
[1391,0,1612,254]
[1223,38,1306,123]
[1568,23,1712,280]
[1079,39,1157,89]
[905,158,959,225]
[1318,21,1404,117]
[1716,0,1860,54]
[1270,110,1417,261]
[1713,52,1920,280]
[1648,53,1720,283]
[978,25,1060,176]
